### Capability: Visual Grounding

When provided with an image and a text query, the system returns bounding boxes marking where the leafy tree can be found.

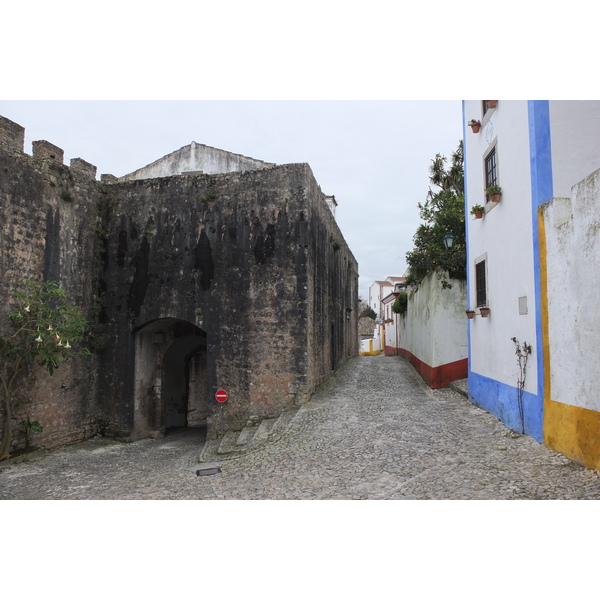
[405,141,466,288]
[0,280,88,460]
[360,306,377,319]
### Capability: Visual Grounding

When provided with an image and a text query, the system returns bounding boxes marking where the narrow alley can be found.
[2,355,600,500]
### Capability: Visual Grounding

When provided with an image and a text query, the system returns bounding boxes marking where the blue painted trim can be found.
[464,101,549,445]
[462,101,472,374]
[528,101,553,207]
[469,371,544,441]
[528,100,553,417]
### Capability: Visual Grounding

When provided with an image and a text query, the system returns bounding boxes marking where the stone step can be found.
[197,408,300,462]
[217,430,242,454]
[247,419,275,450]
[236,426,257,446]
[449,378,469,398]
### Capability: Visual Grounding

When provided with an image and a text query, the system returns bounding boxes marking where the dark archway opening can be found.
[163,335,206,432]
[133,318,208,441]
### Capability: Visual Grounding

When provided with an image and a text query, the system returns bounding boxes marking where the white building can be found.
[368,277,405,319]
[464,100,600,469]
[116,141,275,180]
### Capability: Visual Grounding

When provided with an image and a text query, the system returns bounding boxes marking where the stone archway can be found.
[132,318,207,440]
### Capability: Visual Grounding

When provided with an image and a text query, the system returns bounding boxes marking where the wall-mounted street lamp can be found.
[443,232,455,252]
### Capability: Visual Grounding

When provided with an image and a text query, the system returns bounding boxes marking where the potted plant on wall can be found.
[479,306,490,317]
[466,309,475,319]
[470,204,485,219]
[486,100,497,109]
[486,185,502,202]
[468,119,481,133]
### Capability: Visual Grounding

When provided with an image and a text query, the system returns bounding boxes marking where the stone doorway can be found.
[132,318,208,440]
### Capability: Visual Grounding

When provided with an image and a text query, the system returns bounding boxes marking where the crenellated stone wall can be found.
[0,115,25,153]
[0,119,103,453]
[0,115,358,454]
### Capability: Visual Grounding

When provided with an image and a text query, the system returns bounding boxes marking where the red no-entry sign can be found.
[215,389,228,403]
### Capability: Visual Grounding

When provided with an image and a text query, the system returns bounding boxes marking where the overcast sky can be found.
[0,100,463,300]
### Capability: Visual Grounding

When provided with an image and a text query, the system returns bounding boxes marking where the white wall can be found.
[464,100,538,393]
[396,272,467,368]
[119,141,274,180]
[542,168,600,411]
[368,282,378,314]
[368,281,392,318]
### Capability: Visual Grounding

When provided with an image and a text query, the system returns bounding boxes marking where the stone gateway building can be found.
[0,115,358,455]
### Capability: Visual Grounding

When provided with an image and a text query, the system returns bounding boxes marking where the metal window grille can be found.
[476,260,487,307]
[485,147,497,189]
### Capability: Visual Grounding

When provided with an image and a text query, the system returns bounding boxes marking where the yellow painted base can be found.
[539,205,600,471]
[544,399,600,471]
[359,349,382,356]
[359,338,382,356]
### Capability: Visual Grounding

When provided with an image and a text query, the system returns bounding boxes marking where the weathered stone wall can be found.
[305,172,358,394]
[0,120,102,453]
[0,114,358,453]
[97,163,358,436]
[0,115,25,153]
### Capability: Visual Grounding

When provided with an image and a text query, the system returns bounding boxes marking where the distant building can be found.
[116,141,275,180]
[368,276,405,319]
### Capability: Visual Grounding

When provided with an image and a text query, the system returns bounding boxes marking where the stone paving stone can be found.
[2,354,600,500]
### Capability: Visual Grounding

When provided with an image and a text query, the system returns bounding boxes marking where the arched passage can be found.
[132,318,208,439]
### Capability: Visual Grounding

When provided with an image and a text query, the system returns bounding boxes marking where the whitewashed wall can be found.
[368,281,392,318]
[464,100,538,393]
[396,271,467,368]
[542,168,600,412]
[119,141,274,180]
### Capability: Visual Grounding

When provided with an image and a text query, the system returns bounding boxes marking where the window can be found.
[485,146,497,190]
[475,260,487,307]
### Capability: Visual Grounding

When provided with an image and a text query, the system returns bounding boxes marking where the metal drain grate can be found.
[196,467,221,476]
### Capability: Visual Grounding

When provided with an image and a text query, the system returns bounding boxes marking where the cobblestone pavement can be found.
[2,354,600,500]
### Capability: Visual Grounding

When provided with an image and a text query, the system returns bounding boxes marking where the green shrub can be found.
[392,292,408,315]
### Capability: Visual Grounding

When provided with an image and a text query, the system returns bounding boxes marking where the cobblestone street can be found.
[2,354,600,500]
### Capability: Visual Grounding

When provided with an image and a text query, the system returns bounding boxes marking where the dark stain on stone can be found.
[43,206,60,282]
[117,230,128,267]
[127,236,150,318]
[193,230,214,291]
[254,223,276,264]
